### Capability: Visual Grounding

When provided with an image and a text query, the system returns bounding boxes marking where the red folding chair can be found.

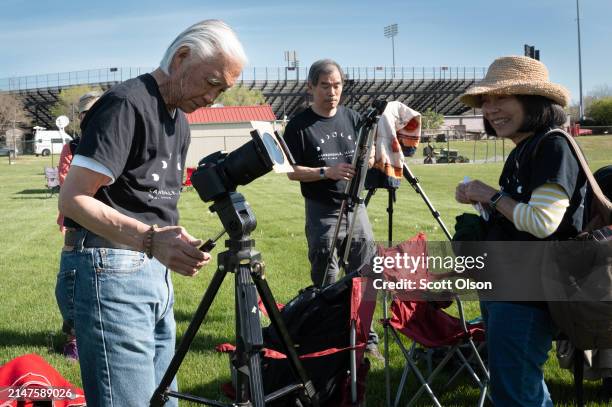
[377,235,490,407]
[44,166,60,197]
[348,276,376,405]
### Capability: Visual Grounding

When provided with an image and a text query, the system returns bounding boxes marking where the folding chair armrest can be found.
[453,294,470,334]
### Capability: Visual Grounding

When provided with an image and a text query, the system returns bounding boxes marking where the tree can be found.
[565,103,580,124]
[0,93,30,144]
[216,86,265,106]
[586,97,612,125]
[588,84,612,100]
[568,84,612,123]
[50,85,102,135]
[420,108,444,130]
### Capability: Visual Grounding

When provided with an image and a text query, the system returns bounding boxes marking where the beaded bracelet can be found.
[144,224,158,259]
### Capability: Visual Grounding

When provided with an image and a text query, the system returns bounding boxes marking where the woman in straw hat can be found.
[455,56,587,406]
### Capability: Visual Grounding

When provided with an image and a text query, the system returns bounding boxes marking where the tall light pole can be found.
[384,24,398,78]
[284,50,300,83]
[576,0,584,122]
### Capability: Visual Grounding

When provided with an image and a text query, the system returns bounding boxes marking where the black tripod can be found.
[321,100,387,286]
[151,192,318,407]
[365,164,452,240]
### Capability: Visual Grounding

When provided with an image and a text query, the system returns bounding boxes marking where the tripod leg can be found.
[388,188,396,246]
[339,202,368,273]
[402,163,453,241]
[235,264,266,407]
[150,267,228,407]
[252,265,319,407]
[322,199,347,286]
[364,188,376,207]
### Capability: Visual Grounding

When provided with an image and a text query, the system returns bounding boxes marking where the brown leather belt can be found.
[64,229,134,251]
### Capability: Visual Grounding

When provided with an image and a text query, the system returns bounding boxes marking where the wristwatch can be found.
[319,167,327,179]
[489,191,504,210]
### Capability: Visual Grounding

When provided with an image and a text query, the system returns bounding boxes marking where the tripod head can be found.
[356,99,387,130]
[209,192,257,240]
[190,125,294,240]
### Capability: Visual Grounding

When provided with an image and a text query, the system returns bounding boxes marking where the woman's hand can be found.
[455,180,497,204]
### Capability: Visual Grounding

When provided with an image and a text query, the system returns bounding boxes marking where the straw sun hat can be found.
[460,55,570,108]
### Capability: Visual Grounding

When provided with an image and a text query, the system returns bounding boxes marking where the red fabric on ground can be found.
[257,298,284,317]
[183,167,195,187]
[0,353,86,406]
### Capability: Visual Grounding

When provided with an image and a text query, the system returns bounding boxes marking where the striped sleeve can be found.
[512,183,570,239]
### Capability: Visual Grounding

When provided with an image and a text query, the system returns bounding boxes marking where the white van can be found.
[34,127,72,156]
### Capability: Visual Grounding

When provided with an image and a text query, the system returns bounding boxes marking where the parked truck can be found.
[33,126,72,156]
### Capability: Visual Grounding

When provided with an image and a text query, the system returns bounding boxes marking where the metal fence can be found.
[0,67,154,92]
[416,130,509,164]
[0,66,487,92]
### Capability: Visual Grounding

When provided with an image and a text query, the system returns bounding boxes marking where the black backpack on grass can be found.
[260,274,365,406]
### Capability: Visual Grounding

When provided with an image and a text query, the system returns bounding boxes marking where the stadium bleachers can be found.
[1,66,484,129]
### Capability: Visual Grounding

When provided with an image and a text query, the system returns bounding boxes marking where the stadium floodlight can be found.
[576,0,584,122]
[284,50,299,82]
[384,24,398,78]
[523,44,540,61]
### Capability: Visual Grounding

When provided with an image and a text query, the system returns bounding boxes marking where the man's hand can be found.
[455,180,496,204]
[152,226,211,277]
[325,162,356,181]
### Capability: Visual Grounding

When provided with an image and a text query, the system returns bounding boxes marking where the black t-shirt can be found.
[65,74,190,228]
[283,106,361,205]
[486,130,586,241]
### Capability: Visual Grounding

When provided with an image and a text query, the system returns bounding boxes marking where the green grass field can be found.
[0,135,610,406]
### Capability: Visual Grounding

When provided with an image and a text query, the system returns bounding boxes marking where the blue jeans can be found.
[481,301,557,407]
[57,247,178,407]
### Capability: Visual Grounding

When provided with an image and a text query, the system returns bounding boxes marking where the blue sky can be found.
[1,0,610,104]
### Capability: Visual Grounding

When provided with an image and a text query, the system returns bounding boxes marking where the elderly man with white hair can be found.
[57,20,246,406]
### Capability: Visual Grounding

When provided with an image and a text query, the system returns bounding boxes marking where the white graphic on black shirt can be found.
[148,189,178,200]
[320,132,353,146]
[148,154,182,200]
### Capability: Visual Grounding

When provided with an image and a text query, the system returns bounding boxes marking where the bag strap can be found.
[537,129,612,229]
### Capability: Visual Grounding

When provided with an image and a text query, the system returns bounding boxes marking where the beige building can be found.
[185,105,277,167]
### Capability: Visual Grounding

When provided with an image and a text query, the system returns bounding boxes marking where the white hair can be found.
[159,19,247,74]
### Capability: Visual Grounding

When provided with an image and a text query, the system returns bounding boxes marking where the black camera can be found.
[191,123,294,203]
